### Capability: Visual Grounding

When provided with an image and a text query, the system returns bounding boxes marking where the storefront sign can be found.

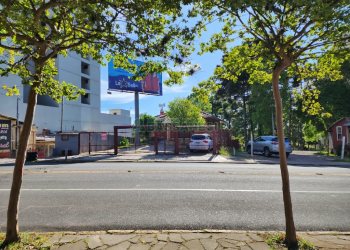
[0,120,11,150]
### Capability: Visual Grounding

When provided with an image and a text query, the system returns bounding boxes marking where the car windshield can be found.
[191,135,206,140]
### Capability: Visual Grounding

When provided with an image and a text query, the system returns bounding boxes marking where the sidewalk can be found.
[0,150,349,167]
[37,230,350,250]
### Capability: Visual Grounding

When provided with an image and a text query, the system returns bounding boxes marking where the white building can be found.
[0,52,131,134]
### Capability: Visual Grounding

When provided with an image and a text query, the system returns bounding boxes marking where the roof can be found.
[328,117,350,129]
[0,114,25,124]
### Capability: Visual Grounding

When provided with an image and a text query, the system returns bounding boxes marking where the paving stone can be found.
[240,246,252,250]
[179,246,189,250]
[135,230,159,234]
[150,242,167,250]
[129,243,151,250]
[96,246,108,250]
[129,235,141,243]
[181,233,211,241]
[63,231,77,235]
[162,242,181,250]
[199,238,218,250]
[139,234,157,244]
[217,238,240,248]
[106,241,131,250]
[212,233,250,242]
[302,235,344,249]
[48,233,63,245]
[107,230,135,234]
[169,233,184,243]
[59,235,79,244]
[312,234,350,245]
[338,235,350,241]
[183,239,205,250]
[225,233,251,242]
[57,240,87,250]
[247,233,264,242]
[86,235,103,249]
[100,234,135,246]
[247,242,270,250]
[157,234,168,242]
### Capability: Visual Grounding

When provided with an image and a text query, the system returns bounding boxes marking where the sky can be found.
[99,21,224,121]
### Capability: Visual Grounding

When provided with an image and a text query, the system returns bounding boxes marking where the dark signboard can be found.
[108,59,162,96]
[0,120,11,150]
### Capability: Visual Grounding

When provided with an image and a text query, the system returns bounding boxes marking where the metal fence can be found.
[114,125,235,155]
[79,132,115,155]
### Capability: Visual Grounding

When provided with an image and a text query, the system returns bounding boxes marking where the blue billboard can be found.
[108,60,162,96]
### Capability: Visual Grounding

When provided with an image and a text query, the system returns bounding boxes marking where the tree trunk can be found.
[2,86,37,247]
[272,67,298,248]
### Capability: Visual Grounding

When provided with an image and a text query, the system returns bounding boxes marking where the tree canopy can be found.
[167,98,205,126]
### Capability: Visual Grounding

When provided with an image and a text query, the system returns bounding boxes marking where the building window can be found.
[81,62,89,75]
[81,93,90,105]
[336,126,342,141]
[81,77,90,90]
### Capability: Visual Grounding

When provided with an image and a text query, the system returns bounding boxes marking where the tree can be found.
[194,1,350,247]
[0,0,196,246]
[139,113,156,143]
[167,98,205,125]
[140,113,156,126]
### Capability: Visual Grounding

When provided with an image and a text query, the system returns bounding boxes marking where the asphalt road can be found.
[0,162,349,232]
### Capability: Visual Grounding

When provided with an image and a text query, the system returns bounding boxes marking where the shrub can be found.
[119,137,130,147]
[219,146,231,156]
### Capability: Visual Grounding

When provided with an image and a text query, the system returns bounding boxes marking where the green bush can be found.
[119,137,130,147]
[219,146,231,156]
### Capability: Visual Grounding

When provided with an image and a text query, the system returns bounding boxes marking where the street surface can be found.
[0,162,349,232]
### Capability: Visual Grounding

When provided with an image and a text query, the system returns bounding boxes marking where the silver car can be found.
[246,136,293,157]
[189,133,213,152]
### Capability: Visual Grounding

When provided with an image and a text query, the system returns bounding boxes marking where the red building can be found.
[328,117,350,153]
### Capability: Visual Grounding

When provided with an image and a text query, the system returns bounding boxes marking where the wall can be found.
[0,52,131,134]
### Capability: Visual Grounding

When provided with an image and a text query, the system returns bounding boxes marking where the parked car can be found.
[246,136,293,157]
[189,133,213,152]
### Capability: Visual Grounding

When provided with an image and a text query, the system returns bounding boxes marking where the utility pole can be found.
[60,96,64,132]
[16,96,19,153]
[134,91,140,146]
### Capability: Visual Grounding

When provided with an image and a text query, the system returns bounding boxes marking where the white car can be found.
[189,133,213,152]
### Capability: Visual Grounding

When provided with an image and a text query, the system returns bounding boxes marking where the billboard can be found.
[0,120,11,150]
[108,60,162,96]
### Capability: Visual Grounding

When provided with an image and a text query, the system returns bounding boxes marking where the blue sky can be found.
[100,21,224,120]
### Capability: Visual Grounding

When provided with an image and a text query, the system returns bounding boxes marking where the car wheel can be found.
[263,147,271,157]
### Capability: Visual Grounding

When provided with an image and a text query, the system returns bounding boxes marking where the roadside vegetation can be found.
[0,233,49,250]
[264,233,315,250]
[218,146,232,157]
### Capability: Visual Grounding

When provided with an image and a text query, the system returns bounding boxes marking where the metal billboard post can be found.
[135,91,140,147]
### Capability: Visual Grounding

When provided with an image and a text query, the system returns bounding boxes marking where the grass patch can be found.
[264,232,315,250]
[0,233,49,250]
[315,150,336,157]
[219,146,232,157]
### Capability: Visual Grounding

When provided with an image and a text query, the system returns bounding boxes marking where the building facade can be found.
[0,52,131,134]
[328,117,350,154]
